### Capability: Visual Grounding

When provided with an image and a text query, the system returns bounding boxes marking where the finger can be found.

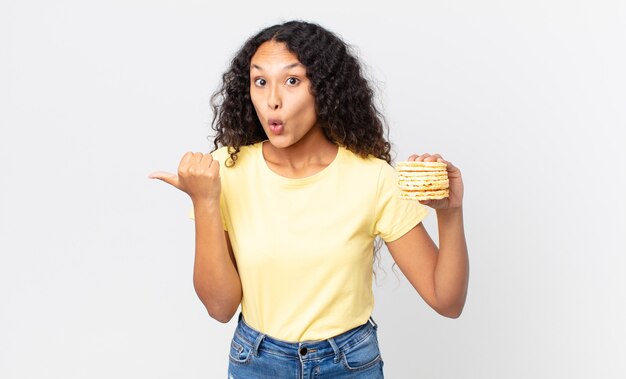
[189,152,208,174]
[180,151,194,165]
[407,154,420,162]
[438,157,458,172]
[416,153,430,162]
[179,152,194,172]
[181,152,202,175]
[448,162,460,175]
[209,157,220,174]
[200,153,214,165]
[148,171,180,188]
[424,153,441,162]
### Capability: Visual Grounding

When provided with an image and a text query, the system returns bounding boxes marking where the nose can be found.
[267,84,281,110]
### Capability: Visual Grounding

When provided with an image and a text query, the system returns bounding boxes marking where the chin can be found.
[266,136,295,149]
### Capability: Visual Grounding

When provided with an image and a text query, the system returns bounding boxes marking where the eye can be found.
[254,78,266,86]
[286,77,300,86]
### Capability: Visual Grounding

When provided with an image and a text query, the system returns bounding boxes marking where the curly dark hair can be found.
[210,20,392,167]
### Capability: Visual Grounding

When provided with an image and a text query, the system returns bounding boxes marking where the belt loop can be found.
[368,316,378,330]
[252,332,265,357]
[327,337,341,363]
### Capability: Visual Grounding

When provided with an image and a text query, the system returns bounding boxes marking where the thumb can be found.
[148,171,180,188]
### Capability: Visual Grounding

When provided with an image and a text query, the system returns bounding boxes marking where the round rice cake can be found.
[398,178,450,191]
[398,171,449,179]
[396,161,447,172]
[395,160,450,200]
[399,188,450,200]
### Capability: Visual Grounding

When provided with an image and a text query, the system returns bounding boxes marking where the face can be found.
[249,41,319,149]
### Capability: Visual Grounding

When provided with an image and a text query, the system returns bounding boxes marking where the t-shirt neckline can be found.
[257,140,343,187]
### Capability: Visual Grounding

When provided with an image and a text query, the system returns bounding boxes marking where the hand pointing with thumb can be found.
[149,152,221,203]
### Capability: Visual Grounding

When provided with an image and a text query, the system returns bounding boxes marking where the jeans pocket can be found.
[228,337,253,365]
[340,329,383,372]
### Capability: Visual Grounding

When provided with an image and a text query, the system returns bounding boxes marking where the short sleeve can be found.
[373,162,428,242]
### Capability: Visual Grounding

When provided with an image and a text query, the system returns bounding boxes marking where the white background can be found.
[1,1,625,378]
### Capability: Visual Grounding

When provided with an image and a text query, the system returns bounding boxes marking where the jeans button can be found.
[299,347,307,356]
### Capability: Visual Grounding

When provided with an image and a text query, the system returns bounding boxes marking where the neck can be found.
[263,126,338,170]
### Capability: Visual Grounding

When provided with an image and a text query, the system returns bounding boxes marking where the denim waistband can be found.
[233,312,379,362]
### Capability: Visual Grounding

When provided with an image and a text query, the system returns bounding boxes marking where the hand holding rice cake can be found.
[395,161,450,200]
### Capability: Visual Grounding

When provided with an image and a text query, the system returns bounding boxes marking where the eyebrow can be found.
[251,62,304,71]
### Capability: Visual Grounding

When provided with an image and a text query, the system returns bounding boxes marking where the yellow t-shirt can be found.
[189,141,427,342]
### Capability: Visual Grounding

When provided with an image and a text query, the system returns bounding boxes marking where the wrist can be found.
[436,206,463,218]
[192,197,220,210]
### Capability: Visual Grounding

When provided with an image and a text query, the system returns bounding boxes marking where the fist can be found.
[149,152,221,203]
[407,152,463,210]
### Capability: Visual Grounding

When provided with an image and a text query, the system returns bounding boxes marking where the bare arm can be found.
[385,153,469,318]
[386,209,468,318]
[150,152,242,323]
[192,201,242,323]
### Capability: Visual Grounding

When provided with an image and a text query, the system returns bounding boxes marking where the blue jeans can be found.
[228,312,385,378]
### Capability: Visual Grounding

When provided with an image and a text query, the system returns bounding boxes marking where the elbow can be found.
[210,313,233,324]
[194,282,242,324]
[433,288,468,319]
[434,301,465,319]
[207,306,238,323]
[198,291,239,323]
[438,307,463,319]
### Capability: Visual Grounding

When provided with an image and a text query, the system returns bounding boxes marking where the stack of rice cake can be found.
[396,161,449,200]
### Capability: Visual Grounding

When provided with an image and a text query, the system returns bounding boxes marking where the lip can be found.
[267,118,284,126]
[267,118,284,135]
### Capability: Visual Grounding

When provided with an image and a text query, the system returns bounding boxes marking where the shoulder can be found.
[211,142,262,168]
[341,146,388,171]
[340,146,394,181]
[210,145,231,163]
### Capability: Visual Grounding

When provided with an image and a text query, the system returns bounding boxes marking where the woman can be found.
[150,20,468,379]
